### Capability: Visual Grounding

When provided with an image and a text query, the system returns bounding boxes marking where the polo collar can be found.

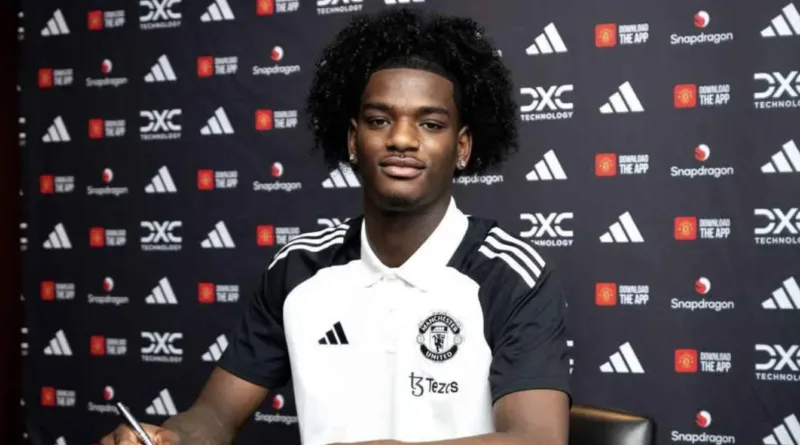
[357,198,469,291]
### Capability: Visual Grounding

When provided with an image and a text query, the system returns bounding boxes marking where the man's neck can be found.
[363,193,451,268]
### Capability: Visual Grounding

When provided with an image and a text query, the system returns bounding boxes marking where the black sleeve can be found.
[486,267,572,405]
[216,264,290,389]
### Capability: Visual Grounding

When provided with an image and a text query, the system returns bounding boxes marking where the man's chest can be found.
[282,268,493,395]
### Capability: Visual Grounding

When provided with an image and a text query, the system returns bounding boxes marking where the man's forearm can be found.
[161,404,235,445]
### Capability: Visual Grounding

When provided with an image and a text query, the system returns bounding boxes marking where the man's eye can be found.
[421,122,443,130]
[367,118,389,126]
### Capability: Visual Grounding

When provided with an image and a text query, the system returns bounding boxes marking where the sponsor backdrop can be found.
[17,0,800,444]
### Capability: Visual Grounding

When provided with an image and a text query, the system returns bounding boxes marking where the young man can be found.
[102,7,570,445]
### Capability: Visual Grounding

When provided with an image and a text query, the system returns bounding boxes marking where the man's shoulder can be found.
[266,217,361,281]
[456,216,552,293]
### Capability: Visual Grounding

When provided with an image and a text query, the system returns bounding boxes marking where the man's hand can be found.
[99,423,181,445]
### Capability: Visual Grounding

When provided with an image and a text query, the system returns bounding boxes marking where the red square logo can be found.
[674,217,698,241]
[257,225,275,246]
[39,68,54,88]
[197,56,214,78]
[595,283,618,306]
[674,84,697,108]
[87,11,103,30]
[89,119,105,139]
[90,227,106,247]
[595,24,617,48]
[198,170,215,190]
[198,283,216,303]
[257,0,275,15]
[41,281,56,301]
[255,109,273,131]
[40,175,55,194]
[595,153,617,177]
[41,387,56,406]
[90,335,106,356]
[675,349,698,373]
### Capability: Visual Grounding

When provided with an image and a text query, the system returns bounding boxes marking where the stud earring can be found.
[457,160,466,169]
[349,153,356,163]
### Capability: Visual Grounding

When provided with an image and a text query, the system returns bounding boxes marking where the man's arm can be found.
[160,367,270,445]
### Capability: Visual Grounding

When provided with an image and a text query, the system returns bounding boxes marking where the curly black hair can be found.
[304,7,519,177]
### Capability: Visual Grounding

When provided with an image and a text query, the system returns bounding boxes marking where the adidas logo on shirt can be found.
[202,335,229,361]
[526,23,567,55]
[599,342,644,373]
[762,277,800,310]
[200,107,235,135]
[599,212,644,243]
[525,150,567,181]
[145,277,178,305]
[599,81,644,114]
[761,3,800,38]
[318,322,349,345]
[322,164,360,188]
[144,55,177,83]
[201,0,235,22]
[201,221,235,248]
[44,329,72,356]
[42,116,71,143]
[41,9,70,36]
[762,413,800,444]
[145,389,177,416]
[144,166,178,194]
[43,223,72,250]
[762,140,800,174]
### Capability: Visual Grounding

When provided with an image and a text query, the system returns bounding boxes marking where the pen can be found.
[116,402,157,445]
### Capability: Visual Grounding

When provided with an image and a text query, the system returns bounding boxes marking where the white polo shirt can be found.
[219,198,571,445]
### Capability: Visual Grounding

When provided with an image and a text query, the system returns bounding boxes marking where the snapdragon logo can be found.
[252,47,300,76]
[670,11,734,46]
[670,144,735,179]
[671,277,735,312]
[453,174,504,186]
[253,162,302,192]
[671,410,735,444]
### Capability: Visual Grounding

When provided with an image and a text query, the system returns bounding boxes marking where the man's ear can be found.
[456,126,473,171]
[347,118,358,164]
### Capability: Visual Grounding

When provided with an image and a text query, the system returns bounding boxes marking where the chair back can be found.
[569,404,654,445]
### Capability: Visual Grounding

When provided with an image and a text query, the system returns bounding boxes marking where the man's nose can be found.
[387,119,420,152]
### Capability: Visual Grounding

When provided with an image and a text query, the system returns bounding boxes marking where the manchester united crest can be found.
[417,312,463,362]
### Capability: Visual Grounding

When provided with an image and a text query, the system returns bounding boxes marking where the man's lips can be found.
[379,156,425,179]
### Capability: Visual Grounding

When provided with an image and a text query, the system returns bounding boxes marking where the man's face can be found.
[348,68,471,211]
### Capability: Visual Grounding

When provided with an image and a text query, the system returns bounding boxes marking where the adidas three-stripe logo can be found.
[145,277,178,304]
[145,166,178,193]
[200,107,235,135]
[319,322,349,345]
[202,0,235,21]
[201,221,235,248]
[761,3,800,38]
[762,277,800,310]
[44,330,73,356]
[525,150,567,181]
[41,9,70,36]
[144,55,177,83]
[599,81,644,114]
[526,23,567,55]
[478,227,546,289]
[202,335,229,361]
[763,413,800,444]
[762,140,800,174]
[599,212,644,243]
[43,223,72,249]
[268,223,349,270]
[145,389,177,416]
[322,164,361,188]
[42,116,71,143]
[599,342,644,373]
